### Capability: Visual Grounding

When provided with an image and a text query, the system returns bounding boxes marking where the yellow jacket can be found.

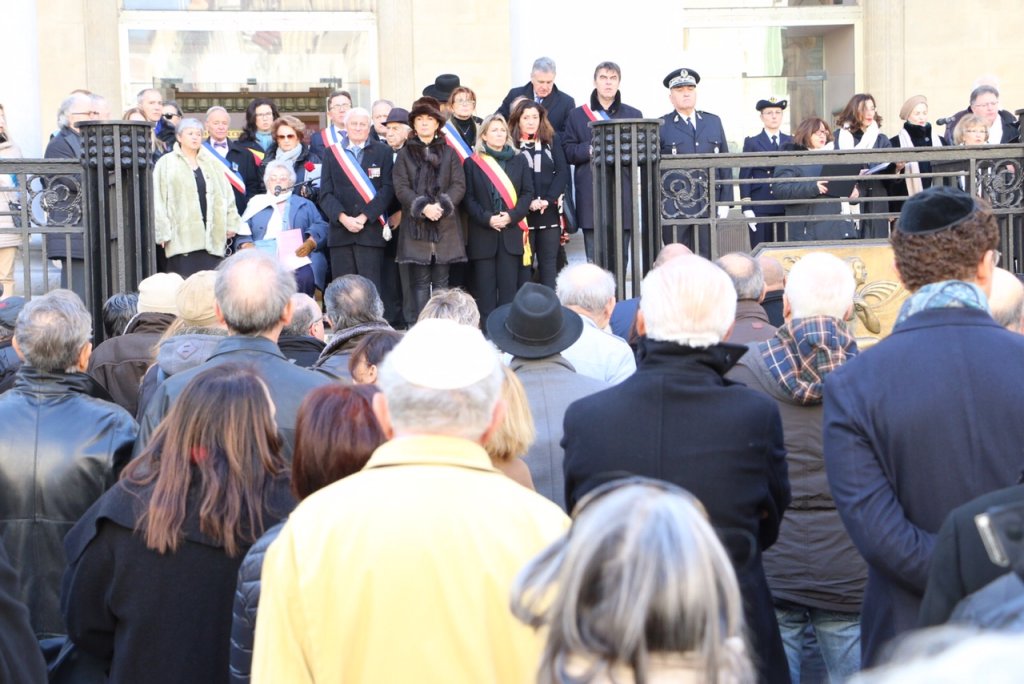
[253,434,569,683]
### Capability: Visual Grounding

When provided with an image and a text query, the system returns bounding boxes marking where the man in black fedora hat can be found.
[422,74,462,112]
[487,282,608,510]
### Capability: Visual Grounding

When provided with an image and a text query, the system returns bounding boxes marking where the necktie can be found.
[535,95,543,103]
[349,146,363,164]
[215,142,228,153]
[771,135,778,150]
[685,117,695,134]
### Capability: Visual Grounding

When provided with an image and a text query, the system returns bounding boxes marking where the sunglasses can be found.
[162,113,180,120]
[276,133,298,140]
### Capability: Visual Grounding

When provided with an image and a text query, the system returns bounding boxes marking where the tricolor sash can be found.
[469,153,533,266]
[581,105,611,122]
[203,142,246,194]
[249,148,265,167]
[321,125,346,150]
[442,122,473,163]
[328,144,387,227]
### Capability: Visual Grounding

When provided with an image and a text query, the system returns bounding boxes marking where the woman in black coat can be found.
[464,114,535,324]
[886,95,944,212]
[509,101,568,290]
[62,364,295,684]
[833,93,891,239]
[775,117,858,241]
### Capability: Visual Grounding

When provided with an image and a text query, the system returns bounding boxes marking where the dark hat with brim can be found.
[422,74,461,102]
[486,283,583,359]
[756,97,788,111]
[0,296,25,329]
[664,68,700,89]
[896,185,978,234]
[408,98,446,129]
[384,107,410,126]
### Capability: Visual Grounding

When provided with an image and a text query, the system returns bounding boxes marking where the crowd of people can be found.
[0,57,1023,684]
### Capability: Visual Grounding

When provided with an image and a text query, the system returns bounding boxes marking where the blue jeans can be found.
[775,601,861,683]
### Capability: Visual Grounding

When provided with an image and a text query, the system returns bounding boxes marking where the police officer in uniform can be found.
[739,97,792,248]
[659,68,732,257]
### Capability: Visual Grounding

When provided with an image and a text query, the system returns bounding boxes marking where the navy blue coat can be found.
[739,130,794,216]
[659,110,733,209]
[307,124,346,165]
[497,82,576,134]
[563,338,791,684]
[562,90,642,232]
[238,194,329,291]
[823,307,1024,666]
[318,140,395,249]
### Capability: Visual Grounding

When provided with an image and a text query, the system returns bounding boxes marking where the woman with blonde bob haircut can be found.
[484,365,536,490]
[512,478,754,683]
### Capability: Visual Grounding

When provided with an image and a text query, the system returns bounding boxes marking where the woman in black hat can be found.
[392,98,467,319]
[464,113,534,324]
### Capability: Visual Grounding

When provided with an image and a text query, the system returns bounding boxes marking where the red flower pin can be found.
[304,161,315,173]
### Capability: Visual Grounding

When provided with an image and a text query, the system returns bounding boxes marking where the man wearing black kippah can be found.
[823,186,1024,667]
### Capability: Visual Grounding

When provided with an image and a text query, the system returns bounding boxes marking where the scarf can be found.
[255,131,274,152]
[483,144,516,162]
[837,121,880,150]
[898,122,943,196]
[761,316,858,405]
[896,280,989,325]
[274,144,302,166]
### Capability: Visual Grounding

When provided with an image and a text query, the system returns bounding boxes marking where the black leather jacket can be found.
[0,367,137,637]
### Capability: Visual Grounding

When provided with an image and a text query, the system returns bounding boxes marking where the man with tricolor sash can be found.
[204,106,261,215]
[562,61,642,264]
[309,89,352,164]
[319,107,395,293]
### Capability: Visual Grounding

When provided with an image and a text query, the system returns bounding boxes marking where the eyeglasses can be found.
[992,249,1002,267]
[328,104,350,112]
[162,113,179,120]
[71,111,102,117]
[973,101,999,109]
[276,133,297,140]
[255,111,275,118]
[965,129,988,135]
[453,99,475,106]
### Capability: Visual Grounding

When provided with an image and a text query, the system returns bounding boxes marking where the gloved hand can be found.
[717,205,730,220]
[295,237,317,257]
[743,209,757,232]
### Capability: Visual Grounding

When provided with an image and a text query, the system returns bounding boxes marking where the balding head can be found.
[214,250,297,338]
[653,243,693,269]
[988,267,1024,332]
[758,255,785,291]
[715,252,765,302]
[556,263,617,327]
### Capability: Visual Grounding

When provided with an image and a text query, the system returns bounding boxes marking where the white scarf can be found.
[897,126,943,196]
[837,121,880,150]
[240,191,292,224]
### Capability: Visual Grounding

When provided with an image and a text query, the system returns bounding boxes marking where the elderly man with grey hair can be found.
[556,263,635,384]
[0,289,136,639]
[254,318,568,683]
[716,251,778,344]
[312,273,392,381]
[497,56,576,133]
[137,249,330,456]
[277,293,326,367]
[204,105,262,214]
[563,254,791,684]
[727,252,866,683]
[987,267,1024,332]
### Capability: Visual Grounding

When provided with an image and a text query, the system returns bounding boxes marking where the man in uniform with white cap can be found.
[739,97,793,247]
[254,318,568,683]
[659,68,732,257]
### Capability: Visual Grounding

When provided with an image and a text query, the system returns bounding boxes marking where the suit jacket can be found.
[497,82,576,134]
[510,355,608,511]
[562,90,642,231]
[464,152,534,259]
[919,484,1024,627]
[659,110,733,206]
[823,307,1024,666]
[319,140,395,249]
[204,141,263,215]
[308,124,347,164]
[562,338,791,684]
[739,129,793,216]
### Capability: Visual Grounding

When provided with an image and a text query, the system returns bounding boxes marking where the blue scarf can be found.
[895,280,989,325]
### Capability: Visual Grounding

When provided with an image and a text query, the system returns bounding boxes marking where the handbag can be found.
[559,192,578,234]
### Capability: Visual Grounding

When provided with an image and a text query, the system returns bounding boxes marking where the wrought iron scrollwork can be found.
[978,159,1023,208]
[33,174,83,227]
[660,167,710,219]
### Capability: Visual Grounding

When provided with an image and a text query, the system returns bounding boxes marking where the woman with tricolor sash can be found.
[392,98,467,319]
[464,114,534,324]
[509,101,568,290]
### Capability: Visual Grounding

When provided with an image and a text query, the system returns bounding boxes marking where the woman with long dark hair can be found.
[62,363,294,684]
[229,383,386,683]
[834,93,891,239]
[236,97,280,168]
[509,101,568,289]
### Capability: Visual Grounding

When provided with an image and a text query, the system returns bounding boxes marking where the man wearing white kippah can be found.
[253,318,569,684]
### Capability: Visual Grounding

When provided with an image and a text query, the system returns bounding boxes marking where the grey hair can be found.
[715,252,764,301]
[417,288,480,328]
[511,483,754,684]
[376,351,503,441]
[136,88,161,105]
[474,114,508,155]
[176,117,204,136]
[262,159,297,188]
[785,252,856,320]
[323,274,385,330]
[214,250,297,335]
[556,263,615,317]
[282,293,320,337]
[532,57,557,75]
[371,99,395,110]
[641,256,736,348]
[102,292,139,338]
[758,255,785,289]
[593,61,621,80]
[969,85,1000,105]
[14,289,92,373]
[988,267,1024,332]
[57,94,85,129]
[206,105,228,117]
[344,107,371,125]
